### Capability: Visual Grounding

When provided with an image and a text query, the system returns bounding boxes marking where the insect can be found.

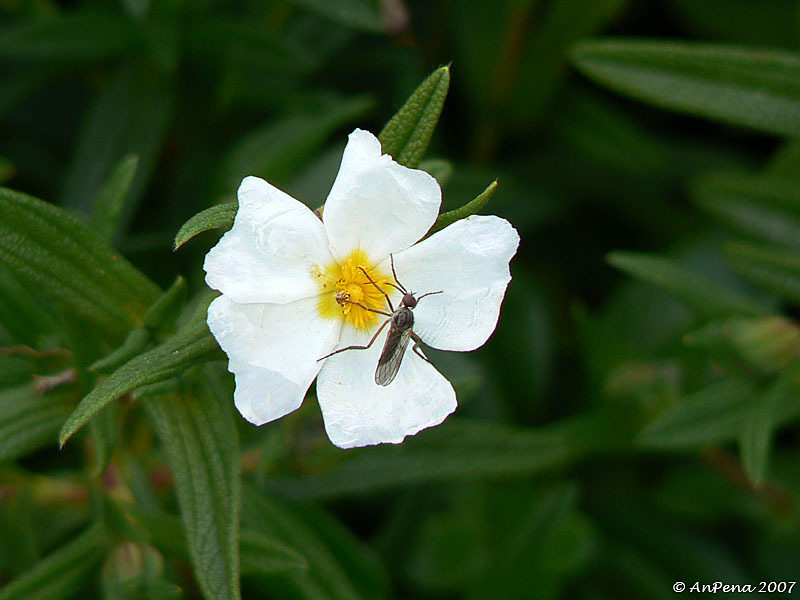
[318,255,442,386]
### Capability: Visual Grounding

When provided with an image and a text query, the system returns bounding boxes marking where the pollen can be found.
[314,249,391,329]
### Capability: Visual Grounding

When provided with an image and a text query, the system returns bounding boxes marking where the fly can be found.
[318,255,442,386]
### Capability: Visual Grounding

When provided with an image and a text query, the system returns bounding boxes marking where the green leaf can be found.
[59,302,221,446]
[379,66,450,168]
[174,203,237,251]
[418,158,453,185]
[0,14,137,62]
[684,316,800,376]
[89,327,150,374]
[144,276,188,332]
[285,0,384,32]
[725,242,800,305]
[0,384,73,463]
[61,62,174,233]
[503,0,629,126]
[667,0,800,48]
[638,379,756,448]
[90,154,139,243]
[242,487,364,600]
[0,262,57,347]
[607,251,767,319]
[0,487,40,576]
[739,373,800,485]
[691,171,800,250]
[128,509,307,577]
[220,95,373,194]
[240,531,309,577]
[89,402,119,477]
[183,18,315,75]
[293,505,388,599]
[468,484,594,600]
[691,171,800,215]
[0,523,106,600]
[266,414,632,500]
[145,389,241,600]
[0,187,160,341]
[571,39,800,136]
[431,180,498,233]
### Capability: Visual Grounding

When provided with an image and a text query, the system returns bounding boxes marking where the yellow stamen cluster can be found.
[314,249,390,329]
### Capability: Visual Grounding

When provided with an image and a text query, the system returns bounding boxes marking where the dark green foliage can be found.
[379,65,450,168]
[3,2,800,599]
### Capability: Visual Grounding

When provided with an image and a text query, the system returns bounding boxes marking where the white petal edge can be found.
[388,215,520,352]
[208,295,341,425]
[204,176,333,305]
[316,325,457,448]
[323,129,442,263]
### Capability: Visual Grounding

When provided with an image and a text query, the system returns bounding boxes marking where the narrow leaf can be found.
[684,316,800,376]
[241,531,309,576]
[0,14,136,62]
[220,95,373,193]
[59,303,221,446]
[0,187,160,341]
[144,276,188,332]
[128,509,306,576]
[174,203,237,250]
[431,180,498,233]
[691,172,800,215]
[379,66,450,168]
[740,374,800,485]
[572,39,800,136]
[61,62,173,232]
[0,523,106,600]
[89,402,119,476]
[740,403,773,487]
[266,414,632,500]
[0,262,57,347]
[694,193,800,251]
[90,154,139,243]
[285,0,384,32]
[145,390,241,600]
[89,327,150,374]
[638,379,755,448]
[0,384,73,462]
[242,487,362,600]
[504,0,628,126]
[725,242,800,305]
[607,251,767,319]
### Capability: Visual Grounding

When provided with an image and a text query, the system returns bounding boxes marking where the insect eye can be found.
[403,293,417,308]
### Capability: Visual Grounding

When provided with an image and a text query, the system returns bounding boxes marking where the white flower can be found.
[204,129,519,448]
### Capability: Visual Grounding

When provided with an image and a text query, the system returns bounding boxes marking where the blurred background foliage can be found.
[2,0,800,598]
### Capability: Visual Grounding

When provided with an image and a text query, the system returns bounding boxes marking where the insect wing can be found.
[375,325,411,386]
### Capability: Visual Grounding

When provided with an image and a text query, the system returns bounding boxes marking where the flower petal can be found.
[208,295,341,425]
[388,215,520,352]
[316,325,456,448]
[323,129,441,263]
[204,176,333,304]
[229,363,308,426]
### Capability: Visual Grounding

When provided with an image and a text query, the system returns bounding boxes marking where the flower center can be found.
[314,249,391,330]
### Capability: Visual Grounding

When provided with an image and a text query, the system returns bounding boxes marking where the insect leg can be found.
[389,254,409,294]
[410,332,433,365]
[416,290,443,302]
[317,319,391,361]
[342,299,392,317]
[356,267,394,312]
